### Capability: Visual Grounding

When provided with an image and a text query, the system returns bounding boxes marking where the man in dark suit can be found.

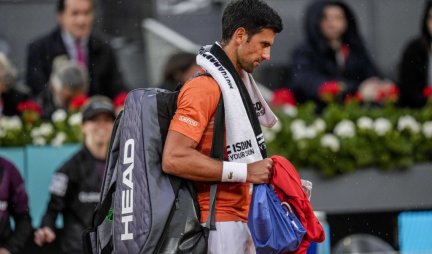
[26,0,127,99]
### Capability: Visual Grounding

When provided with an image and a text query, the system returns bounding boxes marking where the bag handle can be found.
[281,202,294,214]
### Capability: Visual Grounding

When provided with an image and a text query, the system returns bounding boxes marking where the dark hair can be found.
[305,1,364,54]
[421,0,432,44]
[163,52,197,83]
[221,0,283,44]
[57,0,93,13]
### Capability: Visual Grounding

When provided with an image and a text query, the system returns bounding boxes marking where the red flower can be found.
[69,95,89,111]
[113,91,128,108]
[272,88,296,106]
[423,87,432,98]
[319,81,342,96]
[375,84,399,103]
[319,81,343,102]
[344,92,363,104]
[17,100,42,115]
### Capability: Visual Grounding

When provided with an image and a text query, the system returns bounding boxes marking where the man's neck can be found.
[85,142,107,160]
[61,30,89,45]
[221,42,243,75]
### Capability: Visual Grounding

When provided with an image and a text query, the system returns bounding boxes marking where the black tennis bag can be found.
[83,75,223,254]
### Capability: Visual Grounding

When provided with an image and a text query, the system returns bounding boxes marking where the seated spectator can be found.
[159,52,201,91]
[34,96,115,254]
[398,0,432,108]
[38,57,88,119]
[0,53,28,117]
[291,1,391,105]
[26,0,127,99]
[0,156,32,254]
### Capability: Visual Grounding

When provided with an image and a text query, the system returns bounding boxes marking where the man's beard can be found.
[240,61,255,73]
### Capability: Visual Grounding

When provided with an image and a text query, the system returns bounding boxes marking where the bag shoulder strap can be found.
[206,82,224,231]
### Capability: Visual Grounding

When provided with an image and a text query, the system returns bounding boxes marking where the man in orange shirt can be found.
[162,0,283,253]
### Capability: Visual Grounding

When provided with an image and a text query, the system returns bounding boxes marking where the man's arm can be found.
[2,168,32,254]
[34,170,70,246]
[162,130,273,183]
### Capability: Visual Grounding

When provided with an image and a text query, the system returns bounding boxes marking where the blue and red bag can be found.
[248,184,306,254]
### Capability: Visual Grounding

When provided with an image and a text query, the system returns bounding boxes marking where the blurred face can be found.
[58,0,94,40]
[320,5,347,41]
[428,9,432,36]
[81,113,114,147]
[236,28,276,73]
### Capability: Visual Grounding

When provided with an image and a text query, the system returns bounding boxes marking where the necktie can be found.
[75,40,87,68]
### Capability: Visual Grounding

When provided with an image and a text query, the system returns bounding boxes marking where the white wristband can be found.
[222,161,248,182]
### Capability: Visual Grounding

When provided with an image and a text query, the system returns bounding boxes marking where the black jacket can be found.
[26,28,127,99]
[1,88,28,116]
[41,146,105,254]
[0,157,32,254]
[398,38,429,108]
[398,0,432,108]
[291,1,378,103]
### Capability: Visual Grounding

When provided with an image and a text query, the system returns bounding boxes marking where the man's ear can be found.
[232,27,248,45]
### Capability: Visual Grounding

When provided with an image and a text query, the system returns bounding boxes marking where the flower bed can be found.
[265,101,432,176]
[0,107,83,147]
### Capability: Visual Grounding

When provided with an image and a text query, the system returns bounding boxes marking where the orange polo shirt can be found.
[168,74,250,223]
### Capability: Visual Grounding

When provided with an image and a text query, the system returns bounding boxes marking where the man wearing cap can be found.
[34,96,115,254]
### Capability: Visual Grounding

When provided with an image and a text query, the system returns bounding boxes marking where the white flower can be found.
[0,116,23,130]
[291,119,318,140]
[292,127,307,140]
[291,119,306,140]
[334,120,356,138]
[39,123,54,136]
[51,109,67,122]
[0,118,7,129]
[51,132,67,147]
[31,127,42,138]
[374,118,392,136]
[33,136,46,146]
[422,121,432,138]
[397,115,420,133]
[313,118,326,132]
[8,116,22,130]
[305,127,317,139]
[68,113,82,126]
[320,134,340,152]
[357,117,373,130]
[292,126,317,140]
[290,119,305,132]
[283,105,298,117]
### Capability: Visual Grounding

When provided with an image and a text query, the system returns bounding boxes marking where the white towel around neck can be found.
[196,43,278,163]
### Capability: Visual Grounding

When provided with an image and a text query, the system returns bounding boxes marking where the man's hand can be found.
[0,248,11,254]
[34,227,56,247]
[247,158,274,184]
